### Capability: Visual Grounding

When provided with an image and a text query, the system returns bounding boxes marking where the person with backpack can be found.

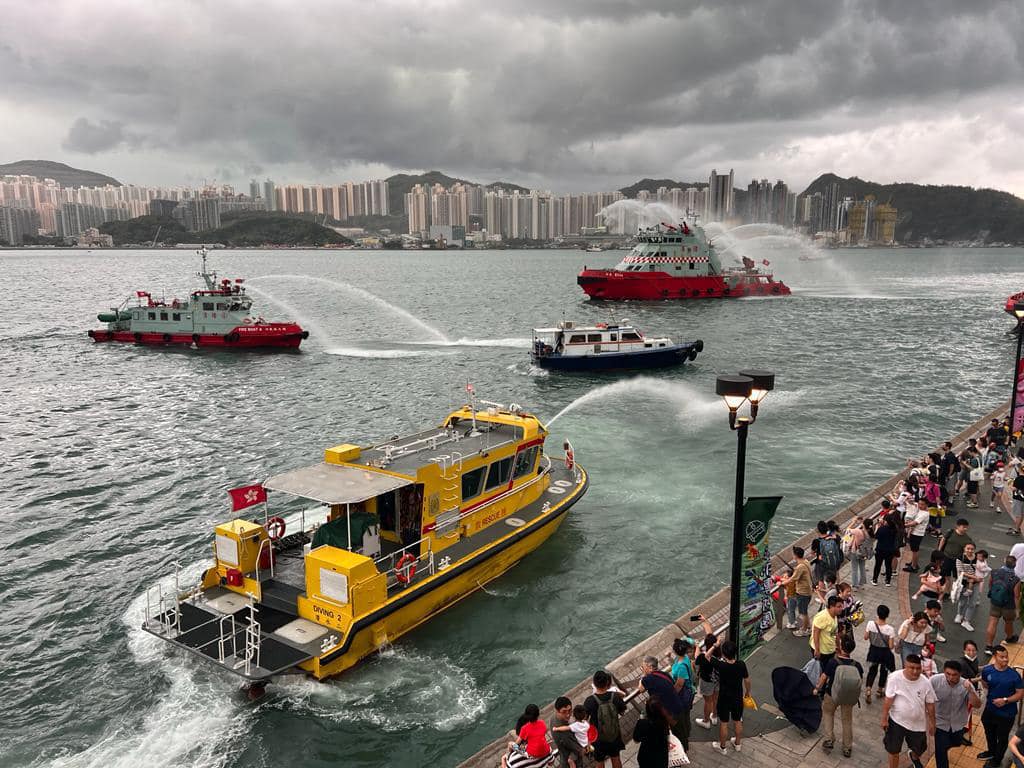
[584,670,626,768]
[985,555,1022,655]
[930,659,981,768]
[812,521,844,585]
[813,635,863,758]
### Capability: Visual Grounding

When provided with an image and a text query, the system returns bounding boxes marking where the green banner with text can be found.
[738,495,784,661]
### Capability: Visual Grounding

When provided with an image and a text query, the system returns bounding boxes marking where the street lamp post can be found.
[716,370,776,648]
[1010,302,1024,436]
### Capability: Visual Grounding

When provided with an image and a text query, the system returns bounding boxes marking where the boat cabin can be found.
[613,220,722,276]
[532,320,672,359]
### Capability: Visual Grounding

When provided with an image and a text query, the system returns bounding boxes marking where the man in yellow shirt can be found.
[811,596,843,666]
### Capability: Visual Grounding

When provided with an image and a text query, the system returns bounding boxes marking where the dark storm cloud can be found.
[62,117,132,154]
[3,0,1023,188]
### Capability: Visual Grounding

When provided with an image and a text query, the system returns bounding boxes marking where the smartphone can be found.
[690,614,701,622]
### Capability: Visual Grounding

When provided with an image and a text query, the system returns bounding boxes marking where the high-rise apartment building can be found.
[708,168,735,222]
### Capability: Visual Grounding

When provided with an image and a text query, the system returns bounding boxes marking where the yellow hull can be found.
[305,467,586,679]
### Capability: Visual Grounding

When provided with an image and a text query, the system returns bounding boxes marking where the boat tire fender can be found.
[266,516,286,541]
[133,331,143,343]
[192,333,201,345]
[395,553,417,585]
[772,285,781,294]
[162,333,172,343]
[225,331,240,344]
[87,329,95,338]
[301,330,310,339]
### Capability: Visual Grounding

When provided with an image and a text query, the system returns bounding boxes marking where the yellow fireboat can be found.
[142,398,588,684]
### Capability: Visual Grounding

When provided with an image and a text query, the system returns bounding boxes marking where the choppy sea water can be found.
[1,244,1021,767]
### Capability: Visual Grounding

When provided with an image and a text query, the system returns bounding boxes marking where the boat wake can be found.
[43,564,251,768]
[325,347,456,359]
[506,361,549,378]
[429,337,532,348]
[272,647,493,731]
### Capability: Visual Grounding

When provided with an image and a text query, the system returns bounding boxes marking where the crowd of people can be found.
[499,418,1024,768]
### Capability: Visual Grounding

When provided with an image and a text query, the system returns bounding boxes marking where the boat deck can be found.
[143,457,586,681]
[358,420,522,475]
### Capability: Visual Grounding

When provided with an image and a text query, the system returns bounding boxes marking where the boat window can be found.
[513,446,539,479]
[203,302,214,310]
[609,333,617,341]
[568,334,586,343]
[461,466,486,500]
[484,456,514,491]
[675,266,682,271]
[586,333,601,342]
[172,313,181,321]
[215,303,227,310]
[648,264,656,271]
[148,311,156,320]
[133,311,140,320]
[690,263,696,270]
[645,343,653,348]
[622,331,641,341]
[160,311,169,321]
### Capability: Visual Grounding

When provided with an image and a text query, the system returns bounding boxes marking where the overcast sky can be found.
[2,0,1023,195]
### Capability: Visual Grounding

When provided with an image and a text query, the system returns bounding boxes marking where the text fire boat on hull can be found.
[577,218,791,301]
[88,248,308,349]
[141,398,588,684]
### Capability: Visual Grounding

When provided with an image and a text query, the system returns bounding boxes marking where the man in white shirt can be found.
[881,654,936,768]
[903,500,931,573]
[1010,542,1024,583]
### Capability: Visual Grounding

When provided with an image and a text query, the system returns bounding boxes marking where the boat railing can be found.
[255,537,275,581]
[239,599,261,675]
[144,561,185,637]
[216,615,237,662]
[376,540,437,589]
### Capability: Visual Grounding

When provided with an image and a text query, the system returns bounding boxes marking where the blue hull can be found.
[532,343,700,372]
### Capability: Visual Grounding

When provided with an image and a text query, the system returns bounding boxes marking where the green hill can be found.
[0,160,121,187]
[619,178,708,197]
[801,173,1024,243]
[386,170,530,214]
[100,213,351,247]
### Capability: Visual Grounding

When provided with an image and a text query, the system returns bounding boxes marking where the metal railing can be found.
[255,536,275,581]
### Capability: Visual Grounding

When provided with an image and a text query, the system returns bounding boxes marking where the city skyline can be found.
[2,1,1022,197]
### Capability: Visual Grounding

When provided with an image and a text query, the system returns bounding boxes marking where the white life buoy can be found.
[243,317,253,325]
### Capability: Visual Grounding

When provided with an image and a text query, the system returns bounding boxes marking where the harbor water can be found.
[1,244,1021,767]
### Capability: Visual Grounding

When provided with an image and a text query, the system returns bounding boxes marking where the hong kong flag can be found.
[228,483,267,511]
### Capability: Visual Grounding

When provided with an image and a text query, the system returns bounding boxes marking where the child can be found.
[993,462,1007,509]
[816,571,838,607]
[551,705,592,767]
[919,642,938,677]
[864,604,896,703]
[954,542,981,632]
[972,549,992,622]
[783,566,799,629]
[912,551,946,602]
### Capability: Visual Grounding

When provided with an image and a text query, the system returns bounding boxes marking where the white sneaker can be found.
[695,718,712,730]
[936,632,947,643]
[962,620,975,632]
[730,737,742,752]
[711,742,728,755]
[710,714,719,725]
[785,622,798,629]
[954,614,963,624]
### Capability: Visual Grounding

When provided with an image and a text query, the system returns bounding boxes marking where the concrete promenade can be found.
[457,403,1013,768]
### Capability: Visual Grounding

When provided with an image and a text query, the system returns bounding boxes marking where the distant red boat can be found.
[88,248,308,349]
[1005,291,1024,318]
[577,219,791,301]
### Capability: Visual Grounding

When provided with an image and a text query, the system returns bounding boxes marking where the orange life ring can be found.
[395,553,417,584]
[266,516,286,541]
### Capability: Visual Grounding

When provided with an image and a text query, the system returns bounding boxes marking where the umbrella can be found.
[771,666,822,734]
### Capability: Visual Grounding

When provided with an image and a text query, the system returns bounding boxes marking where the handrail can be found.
[255,537,275,581]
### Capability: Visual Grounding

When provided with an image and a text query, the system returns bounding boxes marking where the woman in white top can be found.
[897,612,930,665]
[953,543,982,631]
[864,604,896,703]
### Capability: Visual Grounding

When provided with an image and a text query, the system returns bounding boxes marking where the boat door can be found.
[377,485,425,548]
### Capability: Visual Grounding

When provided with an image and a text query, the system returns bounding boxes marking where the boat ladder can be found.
[144,560,196,637]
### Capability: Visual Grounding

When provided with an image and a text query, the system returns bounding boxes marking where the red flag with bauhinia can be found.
[136,290,150,297]
[761,259,770,266]
[228,483,267,511]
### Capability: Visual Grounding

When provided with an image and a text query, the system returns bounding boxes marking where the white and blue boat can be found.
[530,320,703,372]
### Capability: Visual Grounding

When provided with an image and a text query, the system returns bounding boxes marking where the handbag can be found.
[667,732,690,766]
[970,461,984,482]
[678,680,695,710]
